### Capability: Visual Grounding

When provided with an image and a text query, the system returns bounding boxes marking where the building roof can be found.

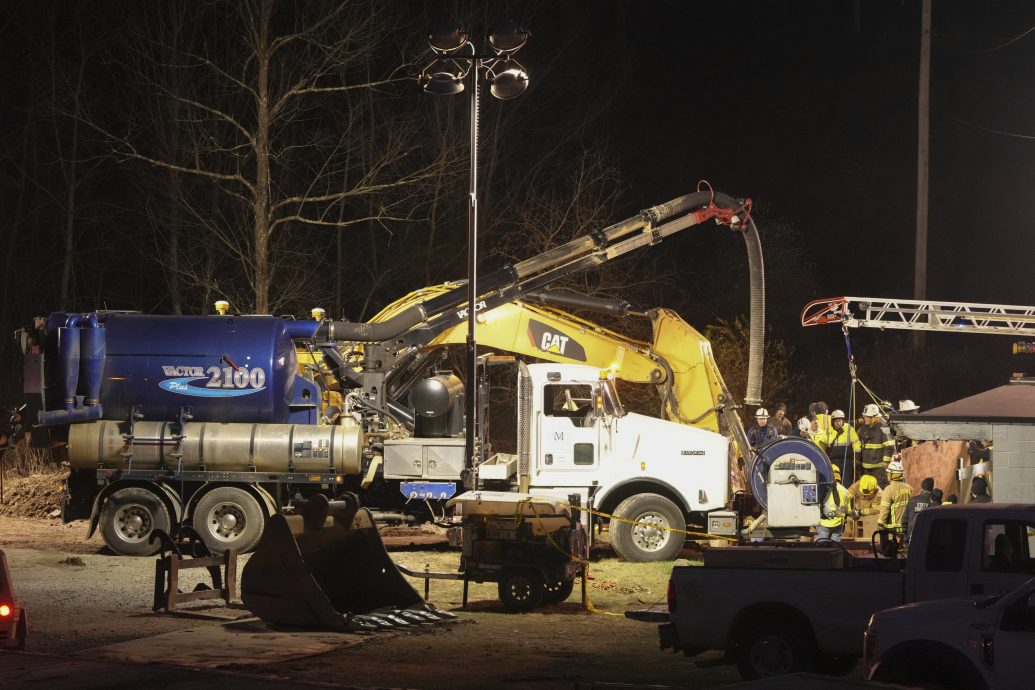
[914,381,1035,423]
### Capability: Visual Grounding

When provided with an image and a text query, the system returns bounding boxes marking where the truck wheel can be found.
[192,487,265,555]
[736,620,815,680]
[498,569,544,612]
[609,493,686,562]
[99,487,171,556]
[543,577,575,604]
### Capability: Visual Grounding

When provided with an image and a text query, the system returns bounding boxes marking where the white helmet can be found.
[830,409,846,420]
[898,399,919,412]
[862,403,881,417]
[797,417,811,432]
[755,408,769,418]
[887,460,904,474]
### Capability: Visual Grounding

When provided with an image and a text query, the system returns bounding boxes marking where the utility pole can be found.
[914,0,931,350]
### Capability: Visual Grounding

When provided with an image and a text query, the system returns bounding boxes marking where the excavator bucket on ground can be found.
[241,493,457,631]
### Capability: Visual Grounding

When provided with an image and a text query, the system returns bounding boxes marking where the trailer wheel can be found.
[609,493,685,562]
[99,487,171,556]
[498,569,544,612]
[192,487,265,555]
[735,619,815,680]
[543,577,575,604]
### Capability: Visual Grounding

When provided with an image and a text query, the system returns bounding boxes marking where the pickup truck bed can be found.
[660,504,1035,681]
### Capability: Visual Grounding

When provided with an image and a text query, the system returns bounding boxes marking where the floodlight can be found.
[488,20,529,54]
[428,21,469,54]
[423,71,465,95]
[488,65,529,100]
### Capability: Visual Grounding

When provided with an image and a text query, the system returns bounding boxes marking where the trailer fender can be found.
[86,480,181,539]
[186,482,276,519]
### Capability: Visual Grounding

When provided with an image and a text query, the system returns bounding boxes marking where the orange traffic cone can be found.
[0,548,27,650]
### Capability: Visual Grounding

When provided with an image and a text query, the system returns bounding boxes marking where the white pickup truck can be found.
[864,575,1035,690]
[658,504,1035,680]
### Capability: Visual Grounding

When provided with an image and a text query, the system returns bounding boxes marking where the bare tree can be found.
[94,0,447,314]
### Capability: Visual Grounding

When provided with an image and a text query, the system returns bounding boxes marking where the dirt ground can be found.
[0,504,752,690]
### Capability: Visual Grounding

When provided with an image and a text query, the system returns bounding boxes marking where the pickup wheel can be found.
[192,487,265,555]
[498,569,545,612]
[736,620,815,680]
[609,493,686,562]
[99,487,172,556]
[870,646,988,690]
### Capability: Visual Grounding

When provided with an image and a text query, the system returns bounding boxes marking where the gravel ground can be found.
[0,516,755,689]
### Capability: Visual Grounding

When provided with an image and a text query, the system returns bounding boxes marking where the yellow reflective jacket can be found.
[878,481,913,529]
[820,482,851,528]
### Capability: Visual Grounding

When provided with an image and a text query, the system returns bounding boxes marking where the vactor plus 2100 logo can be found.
[158,363,267,398]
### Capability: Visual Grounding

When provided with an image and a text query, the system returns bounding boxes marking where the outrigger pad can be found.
[241,493,457,631]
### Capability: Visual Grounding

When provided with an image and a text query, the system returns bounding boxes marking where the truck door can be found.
[537,382,599,477]
[971,519,1035,598]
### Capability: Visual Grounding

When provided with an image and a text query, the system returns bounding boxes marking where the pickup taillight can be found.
[667,579,676,613]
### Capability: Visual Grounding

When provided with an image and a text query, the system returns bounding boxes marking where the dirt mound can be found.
[0,470,68,519]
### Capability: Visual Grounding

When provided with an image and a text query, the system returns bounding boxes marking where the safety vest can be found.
[858,422,894,469]
[820,482,851,528]
[818,424,861,455]
[878,481,912,529]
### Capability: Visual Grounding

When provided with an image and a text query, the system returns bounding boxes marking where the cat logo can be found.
[526,319,587,362]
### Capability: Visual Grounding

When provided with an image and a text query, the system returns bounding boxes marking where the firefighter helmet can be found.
[862,403,881,417]
[755,408,769,418]
[831,409,846,420]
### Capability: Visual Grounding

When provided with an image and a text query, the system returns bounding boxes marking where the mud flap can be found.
[241,493,457,631]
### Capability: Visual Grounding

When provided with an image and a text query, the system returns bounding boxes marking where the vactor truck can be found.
[20,187,811,560]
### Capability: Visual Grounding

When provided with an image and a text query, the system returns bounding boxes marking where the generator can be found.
[447,491,586,612]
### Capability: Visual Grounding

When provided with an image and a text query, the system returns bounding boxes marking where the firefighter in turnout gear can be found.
[817,409,861,488]
[846,474,881,540]
[877,460,912,533]
[818,465,851,542]
[858,403,894,486]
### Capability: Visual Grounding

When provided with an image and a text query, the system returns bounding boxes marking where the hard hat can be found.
[860,475,878,492]
[898,399,919,412]
[887,460,904,474]
[755,408,769,418]
[831,464,841,478]
[798,417,811,432]
[831,409,846,420]
[862,403,880,417]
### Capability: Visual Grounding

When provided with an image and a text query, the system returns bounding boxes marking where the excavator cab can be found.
[241,493,457,631]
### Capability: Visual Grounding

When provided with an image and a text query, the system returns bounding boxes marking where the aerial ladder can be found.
[801,295,1035,416]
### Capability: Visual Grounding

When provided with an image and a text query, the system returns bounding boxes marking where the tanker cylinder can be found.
[410,374,464,438]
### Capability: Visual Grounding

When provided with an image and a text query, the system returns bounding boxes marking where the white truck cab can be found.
[520,363,729,561]
[865,575,1035,690]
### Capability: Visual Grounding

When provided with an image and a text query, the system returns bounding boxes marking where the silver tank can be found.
[68,419,363,475]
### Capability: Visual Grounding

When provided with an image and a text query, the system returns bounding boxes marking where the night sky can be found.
[1,0,1033,412]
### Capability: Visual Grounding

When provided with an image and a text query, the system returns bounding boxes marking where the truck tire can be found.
[609,493,686,562]
[498,569,544,612]
[543,577,575,604]
[735,619,815,680]
[192,487,265,555]
[99,487,172,556]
